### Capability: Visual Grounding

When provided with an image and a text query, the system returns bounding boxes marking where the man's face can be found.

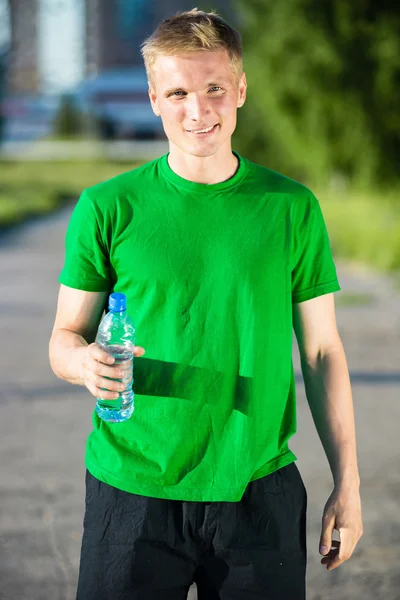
[148,50,247,158]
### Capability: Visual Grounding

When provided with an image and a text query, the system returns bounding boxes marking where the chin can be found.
[188,147,219,158]
[185,139,228,159]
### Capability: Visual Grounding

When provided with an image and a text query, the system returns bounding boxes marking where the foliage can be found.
[0,160,399,273]
[0,160,137,225]
[52,93,84,139]
[234,0,400,189]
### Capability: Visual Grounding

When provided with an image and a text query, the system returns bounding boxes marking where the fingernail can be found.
[320,545,328,554]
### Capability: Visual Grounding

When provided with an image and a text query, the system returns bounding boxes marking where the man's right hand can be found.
[81,343,146,399]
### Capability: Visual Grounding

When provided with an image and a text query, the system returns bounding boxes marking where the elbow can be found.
[48,337,60,378]
[49,331,66,380]
[301,337,344,368]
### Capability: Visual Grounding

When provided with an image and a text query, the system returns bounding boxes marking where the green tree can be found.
[0,48,7,145]
[52,93,83,139]
[234,0,400,188]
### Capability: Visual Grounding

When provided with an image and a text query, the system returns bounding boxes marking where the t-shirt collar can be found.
[159,150,247,192]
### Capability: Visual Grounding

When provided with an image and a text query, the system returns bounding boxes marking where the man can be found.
[49,8,362,600]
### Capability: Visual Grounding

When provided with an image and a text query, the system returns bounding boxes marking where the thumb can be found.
[320,519,334,555]
[133,346,146,357]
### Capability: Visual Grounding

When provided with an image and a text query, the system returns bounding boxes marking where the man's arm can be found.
[293,292,363,570]
[49,285,108,385]
[49,285,145,398]
[292,293,359,487]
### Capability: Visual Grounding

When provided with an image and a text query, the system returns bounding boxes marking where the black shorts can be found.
[76,462,307,600]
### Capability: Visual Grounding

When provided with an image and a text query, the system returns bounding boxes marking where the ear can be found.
[237,72,247,108]
[148,84,161,117]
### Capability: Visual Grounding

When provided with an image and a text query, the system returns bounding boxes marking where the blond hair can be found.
[141,8,243,85]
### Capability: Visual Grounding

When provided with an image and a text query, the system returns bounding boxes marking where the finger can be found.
[86,382,120,400]
[320,541,340,564]
[86,372,126,393]
[320,515,335,555]
[326,556,345,570]
[89,343,145,361]
[325,532,356,571]
[322,540,340,550]
[88,342,116,364]
[321,555,338,565]
[321,547,339,563]
[90,355,131,378]
[133,346,145,357]
[328,531,355,570]
[320,540,340,555]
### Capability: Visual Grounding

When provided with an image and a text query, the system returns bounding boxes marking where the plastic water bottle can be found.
[95,292,136,423]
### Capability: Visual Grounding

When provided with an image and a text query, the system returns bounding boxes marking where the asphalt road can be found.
[1,203,399,600]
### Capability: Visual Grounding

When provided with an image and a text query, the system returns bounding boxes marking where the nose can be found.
[186,94,210,122]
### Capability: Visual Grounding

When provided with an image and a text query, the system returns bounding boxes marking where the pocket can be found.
[281,462,307,499]
[232,465,306,552]
[82,478,149,546]
[85,470,119,508]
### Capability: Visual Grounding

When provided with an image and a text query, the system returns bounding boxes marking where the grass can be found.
[335,292,375,307]
[0,160,140,226]
[1,160,399,276]
[317,188,400,274]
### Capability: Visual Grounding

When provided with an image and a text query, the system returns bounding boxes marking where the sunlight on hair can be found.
[141,8,243,86]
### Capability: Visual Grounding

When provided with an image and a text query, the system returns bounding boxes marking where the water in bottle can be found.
[95,292,136,423]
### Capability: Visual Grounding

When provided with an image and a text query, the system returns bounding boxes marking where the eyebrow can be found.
[164,81,229,96]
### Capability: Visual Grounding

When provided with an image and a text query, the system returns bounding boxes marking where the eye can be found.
[209,86,222,92]
[169,91,187,97]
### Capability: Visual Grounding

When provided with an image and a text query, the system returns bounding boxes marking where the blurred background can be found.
[0,1,399,600]
[0,0,399,269]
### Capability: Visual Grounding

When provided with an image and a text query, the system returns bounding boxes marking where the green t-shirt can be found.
[59,152,341,502]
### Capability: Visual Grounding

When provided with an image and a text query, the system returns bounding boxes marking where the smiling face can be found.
[148,50,246,159]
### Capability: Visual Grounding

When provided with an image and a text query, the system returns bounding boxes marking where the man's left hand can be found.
[319,484,363,570]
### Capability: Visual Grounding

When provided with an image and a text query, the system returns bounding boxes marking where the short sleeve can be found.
[58,190,112,292]
[291,193,341,303]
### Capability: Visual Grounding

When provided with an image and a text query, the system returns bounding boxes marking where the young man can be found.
[49,9,362,600]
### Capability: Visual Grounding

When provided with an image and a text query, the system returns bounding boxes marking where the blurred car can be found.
[1,94,60,142]
[73,67,165,140]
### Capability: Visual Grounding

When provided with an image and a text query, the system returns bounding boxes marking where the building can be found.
[85,0,234,76]
[8,0,40,93]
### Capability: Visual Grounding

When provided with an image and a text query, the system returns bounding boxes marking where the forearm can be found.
[301,339,360,489]
[49,328,88,385]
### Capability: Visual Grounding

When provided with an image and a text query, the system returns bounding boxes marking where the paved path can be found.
[0,204,399,600]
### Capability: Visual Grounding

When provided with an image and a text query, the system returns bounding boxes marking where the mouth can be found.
[186,124,219,136]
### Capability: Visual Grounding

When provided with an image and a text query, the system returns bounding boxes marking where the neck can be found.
[167,143,239,184]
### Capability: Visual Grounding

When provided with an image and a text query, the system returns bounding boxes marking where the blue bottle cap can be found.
[109,292,127,312]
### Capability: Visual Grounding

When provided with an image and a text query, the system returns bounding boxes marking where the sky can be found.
[0,0,85,93]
